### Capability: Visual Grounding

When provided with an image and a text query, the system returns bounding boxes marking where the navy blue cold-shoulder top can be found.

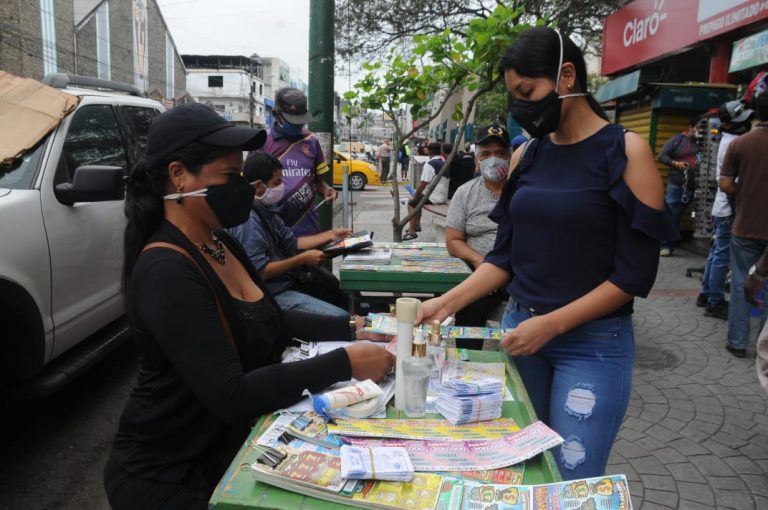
[485,123,678,318]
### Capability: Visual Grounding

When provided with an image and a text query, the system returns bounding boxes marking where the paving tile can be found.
[631,455,668,475]
[705,476,748,491]
[688,454,736,477]
[668,437,711,456]
[640,473,677,491]
[644,424,684,443]
[644,489,679,507]
[677,481,715,505]
[666,463,707,483]
[723,455,763,475]
[740,473,768,496]
[713,489,756,509]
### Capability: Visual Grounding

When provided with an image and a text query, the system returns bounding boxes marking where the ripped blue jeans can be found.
[502,300,634,479]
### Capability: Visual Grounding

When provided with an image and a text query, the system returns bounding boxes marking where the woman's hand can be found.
[301,249,325,267]
[415,297,453,325]
[500,315,559,356]
[345,344,395,382]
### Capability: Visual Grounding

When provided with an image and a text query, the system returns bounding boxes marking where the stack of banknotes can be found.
[340,445,414,482]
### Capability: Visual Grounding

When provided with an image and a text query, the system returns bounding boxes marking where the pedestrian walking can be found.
[697,100,753,319]
[719,90,768,358]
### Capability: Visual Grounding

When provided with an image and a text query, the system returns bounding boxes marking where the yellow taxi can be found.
[332,150,380,191]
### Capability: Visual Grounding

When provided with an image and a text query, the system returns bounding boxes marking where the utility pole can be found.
[248,58,255,128]
[308,0,335,231]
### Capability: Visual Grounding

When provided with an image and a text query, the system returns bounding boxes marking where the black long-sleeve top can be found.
[109,221,351,489]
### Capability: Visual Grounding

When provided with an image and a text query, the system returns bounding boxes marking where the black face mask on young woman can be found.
[510,30,587,138]
[164,174,256,228]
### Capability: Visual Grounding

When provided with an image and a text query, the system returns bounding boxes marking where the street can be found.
[0,184,765,510]
[0,341,137,510]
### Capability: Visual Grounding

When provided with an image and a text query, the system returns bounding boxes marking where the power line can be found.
[0,21,180,90]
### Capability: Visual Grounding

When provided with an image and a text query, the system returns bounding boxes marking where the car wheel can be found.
[349,173,367,191]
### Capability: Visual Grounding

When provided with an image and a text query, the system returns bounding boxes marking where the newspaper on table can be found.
[342,421,563,472]
[341,445,414,482]
[436,474,634,510]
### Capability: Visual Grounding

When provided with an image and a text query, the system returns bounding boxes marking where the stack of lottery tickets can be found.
[340,445,414,482]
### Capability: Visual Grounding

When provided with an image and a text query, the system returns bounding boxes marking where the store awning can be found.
[594,70,641,104]
[729,29,768,73]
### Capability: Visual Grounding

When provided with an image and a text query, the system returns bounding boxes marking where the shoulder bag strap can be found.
[142,242,239,357]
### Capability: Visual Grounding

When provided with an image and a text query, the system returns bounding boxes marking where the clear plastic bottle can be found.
[402,331,432,418]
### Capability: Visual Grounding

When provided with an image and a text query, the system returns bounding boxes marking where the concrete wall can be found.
[0,0,76,79]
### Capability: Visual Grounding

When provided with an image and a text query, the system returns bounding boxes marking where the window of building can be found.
[208,75,224,87]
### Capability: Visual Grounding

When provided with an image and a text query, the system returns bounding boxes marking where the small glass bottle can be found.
[403,331,432,418]
[427,320,446,382]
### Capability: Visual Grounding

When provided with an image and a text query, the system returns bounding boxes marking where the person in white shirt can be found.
[697,100,753,319]
[403,142,451,240]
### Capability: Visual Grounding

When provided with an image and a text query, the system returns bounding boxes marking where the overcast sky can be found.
[156,0,356,90]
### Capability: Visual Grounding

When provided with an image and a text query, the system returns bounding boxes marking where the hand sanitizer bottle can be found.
[403,330,432,418]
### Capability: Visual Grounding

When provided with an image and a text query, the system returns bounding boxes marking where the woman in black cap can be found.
[104,103,393,510]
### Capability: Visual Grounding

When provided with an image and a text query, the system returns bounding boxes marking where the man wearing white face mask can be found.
[228,153,351,318]
[444,125,511,339]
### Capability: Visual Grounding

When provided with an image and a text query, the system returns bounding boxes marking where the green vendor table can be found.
[209,350,561,509]
[339,243,472,311]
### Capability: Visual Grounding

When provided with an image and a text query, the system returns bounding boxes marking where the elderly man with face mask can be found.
[444,125,512,343]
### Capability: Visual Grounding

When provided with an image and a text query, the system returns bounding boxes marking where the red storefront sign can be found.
[602,0,768,75]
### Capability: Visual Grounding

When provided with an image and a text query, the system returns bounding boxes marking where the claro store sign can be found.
[602,0,768,75]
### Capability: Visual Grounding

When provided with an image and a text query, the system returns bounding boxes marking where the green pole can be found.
[308,0,335,231]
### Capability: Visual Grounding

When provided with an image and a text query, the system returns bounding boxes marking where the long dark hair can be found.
[122,142,235,292]
[498,26,609,122]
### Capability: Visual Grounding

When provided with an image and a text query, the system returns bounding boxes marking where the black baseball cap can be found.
[144,103,266,169]
[474,124,510,146]
[275,87,314,124]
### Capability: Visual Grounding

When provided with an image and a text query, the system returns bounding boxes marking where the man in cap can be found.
[658,115,703,256]
[445,125,511,342]
[259,87,337,236]
[696,101,753,320]
[719,91,768,358]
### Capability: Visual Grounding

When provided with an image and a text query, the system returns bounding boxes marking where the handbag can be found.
[291,265,349,310]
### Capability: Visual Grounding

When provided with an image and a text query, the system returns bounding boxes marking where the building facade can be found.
[0,0,186,100]
[183,55,265,127]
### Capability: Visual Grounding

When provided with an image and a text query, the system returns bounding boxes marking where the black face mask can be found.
[511,92,562,138]
[204,174,255,228]
[509,29,587,139]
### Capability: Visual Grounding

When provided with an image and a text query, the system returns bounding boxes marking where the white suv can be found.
[0,74,164,396]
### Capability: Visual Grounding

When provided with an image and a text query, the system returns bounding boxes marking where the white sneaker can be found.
[659,248,671,257]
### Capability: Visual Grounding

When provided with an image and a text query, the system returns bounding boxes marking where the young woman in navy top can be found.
[418,27,676,478]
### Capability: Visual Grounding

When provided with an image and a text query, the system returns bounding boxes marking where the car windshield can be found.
[0,137,47,190]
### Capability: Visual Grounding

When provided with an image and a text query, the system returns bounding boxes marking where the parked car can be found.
[332,150,380,191]
[0,73,164,397]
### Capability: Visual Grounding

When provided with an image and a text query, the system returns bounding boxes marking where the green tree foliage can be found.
[343,5,528,240]
[473,82,508,128]
[335,0,622,62]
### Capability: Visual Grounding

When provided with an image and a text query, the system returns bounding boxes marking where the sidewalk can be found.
[335,185,768,510]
